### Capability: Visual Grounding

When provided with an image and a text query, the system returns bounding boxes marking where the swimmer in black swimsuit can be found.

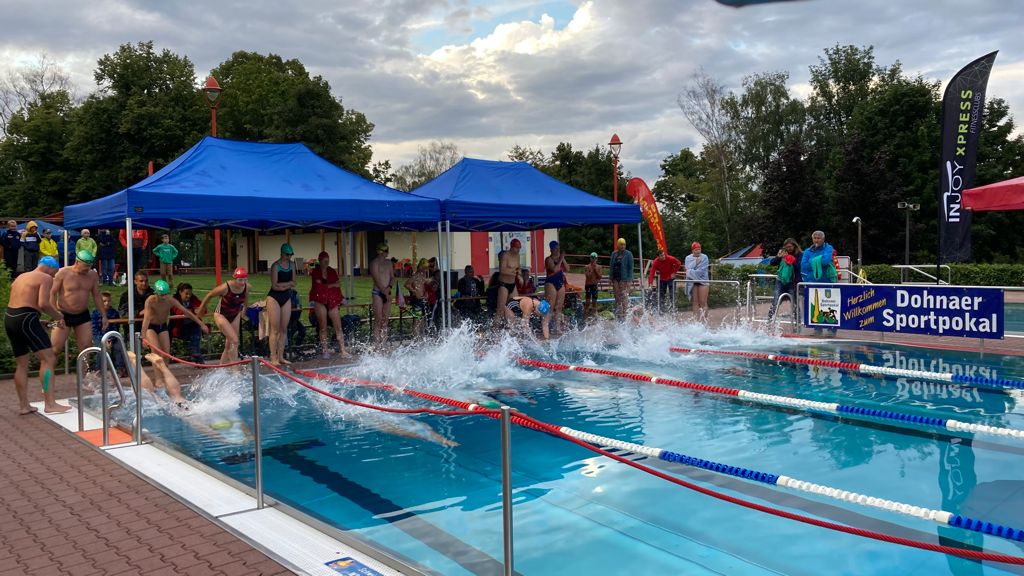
[141,280,209,405]
[267,244,297,365]
[370,243,393,345]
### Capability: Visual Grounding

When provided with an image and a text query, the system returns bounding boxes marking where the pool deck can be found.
[2,312,1022,576]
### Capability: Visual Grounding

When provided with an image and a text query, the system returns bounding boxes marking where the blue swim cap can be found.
[538,299,551,315]
[39,256,59,269]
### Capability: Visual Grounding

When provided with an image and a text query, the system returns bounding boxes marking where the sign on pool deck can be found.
[802,284,1004,339]
[325,557,386,576]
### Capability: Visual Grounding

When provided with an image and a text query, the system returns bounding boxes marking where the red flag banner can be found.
[626,178,667,254]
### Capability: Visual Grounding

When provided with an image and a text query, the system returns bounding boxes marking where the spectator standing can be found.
[584,252,602,318]
[119,229,149,272]
[39,228,58,262]
[767,238,802,322]
[309,251,349,359]
[152,233,178,287]
[76,229,97,266]
[684,242,710,320]
[609,238,634,320]
[647,249,682,312]
[2,220,21,276]
[800,230,838,284]
[20,221,42,271]
[118,271,154,343]
[96,229,117,285]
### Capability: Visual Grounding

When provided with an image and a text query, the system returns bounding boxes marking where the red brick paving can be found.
[0,373,293,576]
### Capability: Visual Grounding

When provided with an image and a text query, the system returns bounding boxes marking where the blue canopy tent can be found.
[409,158,640,231]
[63,137,442,347]
[410,158,642,328]
[64,137,441,231]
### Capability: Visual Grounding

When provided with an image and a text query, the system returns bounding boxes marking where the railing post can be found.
[100,345,110,447]
[134,332,144,445]
[500,405,514,576]
[251,356,264,509]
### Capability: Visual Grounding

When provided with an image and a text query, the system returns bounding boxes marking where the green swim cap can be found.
[76,249,95,264]
[154,280,170,295]
[281,243,294,255]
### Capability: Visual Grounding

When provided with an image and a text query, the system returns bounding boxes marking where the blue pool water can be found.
[1006,303,1024,334]
[110,321,1024,576]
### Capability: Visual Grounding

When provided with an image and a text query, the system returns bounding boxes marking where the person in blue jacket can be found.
[96,229,117,285]
[609,238,634,321]
[800,230,837,284]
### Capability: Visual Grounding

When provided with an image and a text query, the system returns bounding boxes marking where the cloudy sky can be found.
[1,0,1021,183]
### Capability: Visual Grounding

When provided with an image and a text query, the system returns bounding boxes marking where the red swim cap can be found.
[318,251,330,260]
[233,267,248,279]
[691,242,701,251]
[510,239,522,249]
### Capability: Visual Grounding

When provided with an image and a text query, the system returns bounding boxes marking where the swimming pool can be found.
[111,320,1024,575]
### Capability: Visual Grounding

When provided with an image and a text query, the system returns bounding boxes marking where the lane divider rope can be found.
[141,338,250,369]
[669,346,1024,391]
[517,358,1024,441]
[293,367,1024,561]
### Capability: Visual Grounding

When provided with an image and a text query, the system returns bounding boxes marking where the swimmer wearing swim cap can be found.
[50,246,110,388]
[141,276,210,394]
[5,252,69,413]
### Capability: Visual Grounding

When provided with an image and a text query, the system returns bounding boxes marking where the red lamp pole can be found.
[204,76,224,284]
[609,134,622,250]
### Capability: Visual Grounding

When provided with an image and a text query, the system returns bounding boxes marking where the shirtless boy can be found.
[50,249,107,362]
[141,280,209,405]
[496,239,522,323]
[369,243,393,345]
[4,257,71,413]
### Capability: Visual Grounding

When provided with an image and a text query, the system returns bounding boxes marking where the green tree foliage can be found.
[65,41,208,203]
[969,98,1024,262]
[0,91,75,214]
[210,51,374,175]
[391,141,461,191]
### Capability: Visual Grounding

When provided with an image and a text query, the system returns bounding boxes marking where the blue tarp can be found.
[64,137,441,231]
[410,158,641,231]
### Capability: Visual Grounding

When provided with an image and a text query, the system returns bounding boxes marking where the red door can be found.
[470,232,490,275]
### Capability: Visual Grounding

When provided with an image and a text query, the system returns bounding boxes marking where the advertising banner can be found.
[938,51,998,262]
[626,178,667,254]
[803,284,1004,339]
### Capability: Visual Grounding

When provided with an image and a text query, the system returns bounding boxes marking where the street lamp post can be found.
[609,134,622,250]
[851,216,862,280]
[203,76,224,284]
[898,201,920,281]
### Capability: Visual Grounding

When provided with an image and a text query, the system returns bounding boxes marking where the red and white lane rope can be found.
[669,346,1024,390]
[291,367,1024,562]
[516,358,1024,441]
[141,338,250,369]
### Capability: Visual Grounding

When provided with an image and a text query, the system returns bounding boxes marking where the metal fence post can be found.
[500,406,514,576]
[251,356,264,509]
[134,332,144,444]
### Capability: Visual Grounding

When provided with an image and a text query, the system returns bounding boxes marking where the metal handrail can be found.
[75,346,126,447]
[892,264,951,285]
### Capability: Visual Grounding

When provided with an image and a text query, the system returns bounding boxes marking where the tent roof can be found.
[964,176,1024,212]
[64,137,441,231]
[410,158,640,231]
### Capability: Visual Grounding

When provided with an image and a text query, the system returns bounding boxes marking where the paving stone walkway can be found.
[0,372,292,576]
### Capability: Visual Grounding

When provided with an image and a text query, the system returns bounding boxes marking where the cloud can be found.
[0,0,1021,185]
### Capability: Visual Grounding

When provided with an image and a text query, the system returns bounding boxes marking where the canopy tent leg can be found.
[446,220,453,331]
[215,229,222,285]
[436,222,445,332]
[126,217,135,353]
[347,231,355,304]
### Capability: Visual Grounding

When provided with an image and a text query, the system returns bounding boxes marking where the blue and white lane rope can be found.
[669,347,1024,391]
[559,426,1024,543]
[519,359,1024,441]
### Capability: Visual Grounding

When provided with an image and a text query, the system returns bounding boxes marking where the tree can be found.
[391,141,462,191]
[722,71,806,177]
[0,90,76,214]
[969,98,1024,262]
[210,51,374,174]
[0,54,73,137]
[65,41,208,203]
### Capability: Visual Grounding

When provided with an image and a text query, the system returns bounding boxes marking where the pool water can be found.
[1006,303,1024,334]
[112,320,1024,576]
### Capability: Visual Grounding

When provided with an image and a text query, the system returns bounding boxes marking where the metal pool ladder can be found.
[75,331,143,447]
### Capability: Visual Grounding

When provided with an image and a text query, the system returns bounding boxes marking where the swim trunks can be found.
[506,299,524,318]
[5,307,52,357]
[372,286,391,302]
[61,309,91,328]
[499,281,516,295]
[406,297,426,318]
[148,323,168,335]
[585,285,598,300]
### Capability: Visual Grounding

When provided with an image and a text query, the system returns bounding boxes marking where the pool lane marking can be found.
[295,368,1024,554]
[522,359,1024,441]
[669,346,1024,391]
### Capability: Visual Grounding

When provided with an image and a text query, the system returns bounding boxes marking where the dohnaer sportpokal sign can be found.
[803,284,1004,339]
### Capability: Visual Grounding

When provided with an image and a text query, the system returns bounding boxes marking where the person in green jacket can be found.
[152,233,179,288]
[75,229,97,264]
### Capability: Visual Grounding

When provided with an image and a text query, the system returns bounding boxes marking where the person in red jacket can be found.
[647,249,681,312]
[118,229,149,273]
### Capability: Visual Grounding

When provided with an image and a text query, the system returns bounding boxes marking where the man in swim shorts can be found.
[50,249,108,365]
[584,252,601,319]
[496,239,522,324]
[369,242,393,345]
[4,257,70,414]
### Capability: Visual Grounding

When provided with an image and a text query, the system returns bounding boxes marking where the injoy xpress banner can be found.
[804,284,1004,339]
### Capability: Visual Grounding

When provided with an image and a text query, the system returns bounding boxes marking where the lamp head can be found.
[608,133,622,157]
[852,216,862,224]
[203,75,222,106]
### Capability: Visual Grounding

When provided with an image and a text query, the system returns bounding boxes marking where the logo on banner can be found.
[808,287,841,326]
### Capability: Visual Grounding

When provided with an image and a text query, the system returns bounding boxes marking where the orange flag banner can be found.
[626,178,667,254]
